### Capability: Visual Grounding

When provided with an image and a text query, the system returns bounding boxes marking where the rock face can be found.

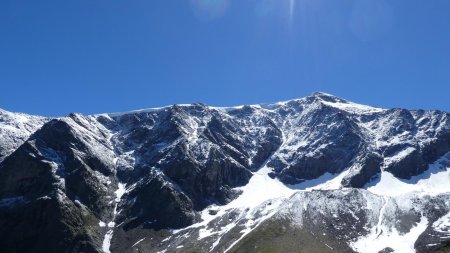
[0,92,449,253]
[0,115,115,253]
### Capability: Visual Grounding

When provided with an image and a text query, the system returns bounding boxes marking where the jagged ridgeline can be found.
[0,92,449,253]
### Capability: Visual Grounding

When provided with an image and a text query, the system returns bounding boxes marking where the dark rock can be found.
[378,247,394,253]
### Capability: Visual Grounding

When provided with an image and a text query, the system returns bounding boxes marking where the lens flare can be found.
[289,0,296,24]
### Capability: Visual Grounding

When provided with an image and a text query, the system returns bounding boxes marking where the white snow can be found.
[102,183,127,253]
[209,105,245,112]
[351,215,428,253]
[108,104,192,117]
[225,166,295,209]
[131,237,146,247]
[0,109,47,161]
[383,147,417,169]
[102,230,113,253]
[366,153,450,197]
[320,100,384,114]
[289,169,349,191]
[433,211,450,235]
[193,165,295,241]
[115,183,126,202]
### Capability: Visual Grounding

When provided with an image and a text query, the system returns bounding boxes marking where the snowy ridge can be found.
[0,109,47,161]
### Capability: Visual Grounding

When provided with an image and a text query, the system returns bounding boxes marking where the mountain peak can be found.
[310,91,339,98]
[302,92,384,114]
[308,91,347,103]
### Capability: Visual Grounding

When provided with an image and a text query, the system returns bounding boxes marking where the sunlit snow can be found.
[352,215,429,253]
[366,153,450,197]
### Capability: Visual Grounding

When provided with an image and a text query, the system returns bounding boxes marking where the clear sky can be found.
[1,0,450,116]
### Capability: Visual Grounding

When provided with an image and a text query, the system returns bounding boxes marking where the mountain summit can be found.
[0,93,449,253]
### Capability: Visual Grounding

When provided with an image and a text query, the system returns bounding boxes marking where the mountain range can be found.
[0,92,449,253]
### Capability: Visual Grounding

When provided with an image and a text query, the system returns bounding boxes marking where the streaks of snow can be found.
[382,147,416,169]
[222,197,285,253]
[102,183,127,253]
[36,145,66,188]
[131,237,146,248]
[64,115,116,169]
[433,212,450,235]
[351,215,428,253]
[320,100,384,114]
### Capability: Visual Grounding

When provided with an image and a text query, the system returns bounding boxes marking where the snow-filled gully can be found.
[375,197,388,237]
[102,182,126,253]
[101,130,127,253]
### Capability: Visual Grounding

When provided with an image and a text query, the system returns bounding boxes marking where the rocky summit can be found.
[0,92,449,253]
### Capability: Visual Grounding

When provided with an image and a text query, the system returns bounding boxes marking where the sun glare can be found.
[289,0,296,23]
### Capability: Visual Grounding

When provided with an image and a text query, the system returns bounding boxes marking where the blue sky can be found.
[1,0,450,116]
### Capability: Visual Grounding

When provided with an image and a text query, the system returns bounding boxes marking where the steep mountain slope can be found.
[0,114,116,252]
[0,108,48,162]
[0,92,449,253]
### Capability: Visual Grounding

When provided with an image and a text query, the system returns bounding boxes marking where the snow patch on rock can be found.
[366,152,450,197]
[351,215,428,253]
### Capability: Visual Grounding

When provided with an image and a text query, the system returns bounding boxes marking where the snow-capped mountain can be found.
[0,108,48,162]
[0,92,449,253]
